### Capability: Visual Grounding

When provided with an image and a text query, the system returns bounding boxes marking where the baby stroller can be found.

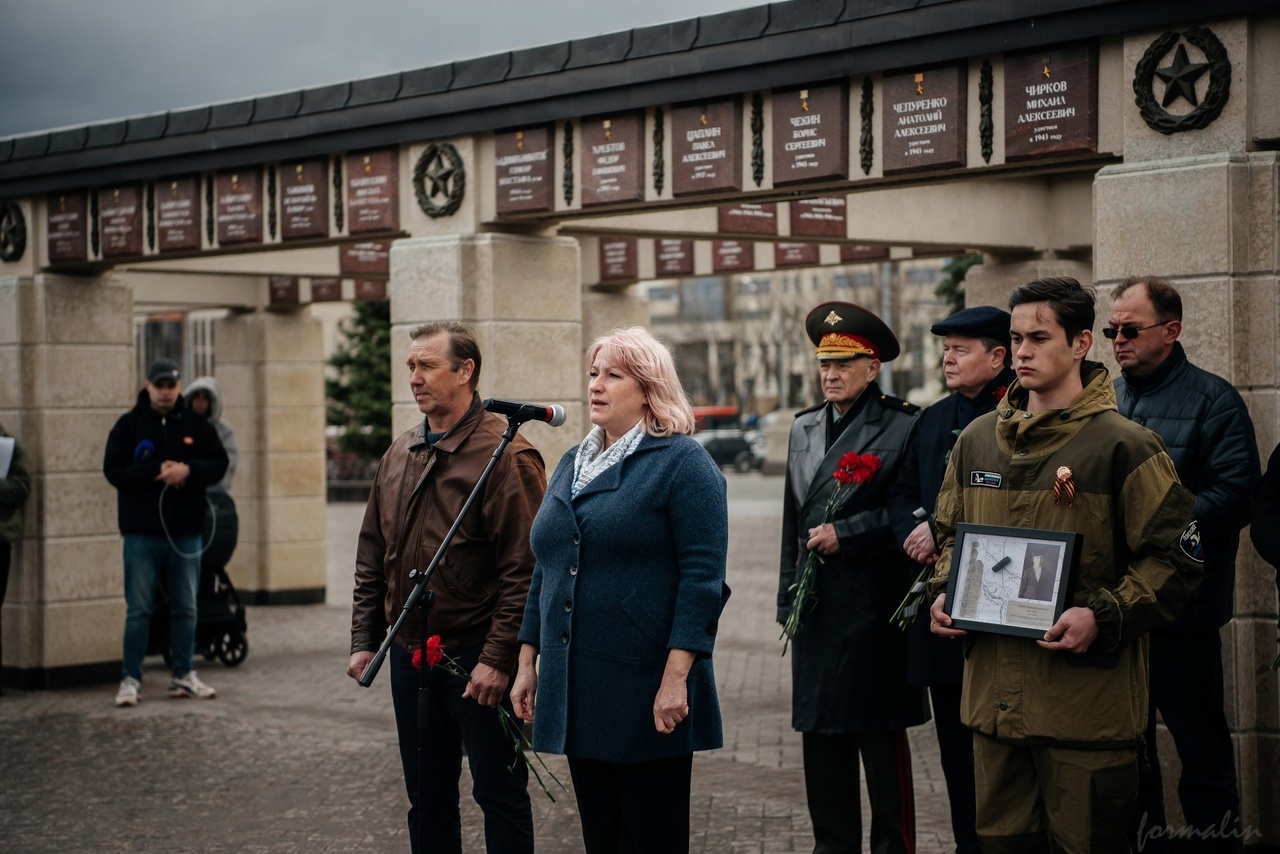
[148,487,248,667]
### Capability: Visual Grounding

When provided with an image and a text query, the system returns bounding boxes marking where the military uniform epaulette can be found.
[795,402,826,417]
[880,394,920,414]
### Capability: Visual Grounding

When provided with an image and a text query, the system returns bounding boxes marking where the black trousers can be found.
[1131,630,1242,853]
[566,753,693,854]
[802,730,915,854]
[931,685,980,854]
[389,641,533,854]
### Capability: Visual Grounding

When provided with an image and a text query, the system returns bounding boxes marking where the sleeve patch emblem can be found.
[1179,520,1204,563]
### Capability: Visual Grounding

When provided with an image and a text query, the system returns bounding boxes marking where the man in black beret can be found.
[778,301,928,854]
[886,304,1015,854]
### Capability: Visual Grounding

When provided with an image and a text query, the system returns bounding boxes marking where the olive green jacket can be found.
[0,422,31,544]
[928,362,1202,746]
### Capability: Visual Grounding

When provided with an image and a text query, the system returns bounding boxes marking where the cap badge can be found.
[824,310,843,326]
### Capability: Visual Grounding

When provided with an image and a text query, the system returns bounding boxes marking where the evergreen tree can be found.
[935,254,983,315]
[326,299,392,462]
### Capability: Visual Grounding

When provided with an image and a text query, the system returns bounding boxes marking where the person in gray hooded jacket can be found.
[184,377,237,491]
[183,377,239,593]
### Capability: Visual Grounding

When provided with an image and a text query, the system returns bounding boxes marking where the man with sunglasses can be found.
[1110,276,1260,852]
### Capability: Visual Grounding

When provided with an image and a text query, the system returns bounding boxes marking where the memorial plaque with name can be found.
[717,203,778,235]
[281,159,329,240]
[346,149,400,233]
[354,280,387,301]
[713,240,754,272]
[655,239,694,277]
[1004,45,1098,161]
[47,193,87,262]
[775,242,820,267]
[311,277,342,302]
[495,126,554,214]
[599,238,638,281]
[791,197,847,239]
[339,241,391,278]
[772,84,849,187]
[216,170,263,245]
[581,114,644,207]
[100,184,143,258]
[883,65,967,175]
[840,244,891,262]
[269,276,299,304]
[157,177,200,252]
[672,99,742,197]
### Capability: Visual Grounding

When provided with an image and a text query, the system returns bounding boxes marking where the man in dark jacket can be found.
[346,322,546,854]
[886,305,1014,854]
[1110,276,1260,852]
[103,358,229,707]
[778,301,927,854]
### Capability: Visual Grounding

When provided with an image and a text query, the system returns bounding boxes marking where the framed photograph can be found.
[943,523,1082,639]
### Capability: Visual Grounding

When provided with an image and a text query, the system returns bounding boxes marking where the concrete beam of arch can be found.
[560,173,1095,254]
[123,270,270,311]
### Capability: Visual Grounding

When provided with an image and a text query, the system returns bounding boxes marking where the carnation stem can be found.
[434,652,569,802]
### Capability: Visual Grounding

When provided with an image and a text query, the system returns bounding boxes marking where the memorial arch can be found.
[2,0,1278,832]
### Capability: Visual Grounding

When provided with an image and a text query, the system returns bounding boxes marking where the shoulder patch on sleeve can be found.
[1179,521,1204,563]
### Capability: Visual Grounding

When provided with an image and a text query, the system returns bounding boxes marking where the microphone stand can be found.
[358,414,529,854]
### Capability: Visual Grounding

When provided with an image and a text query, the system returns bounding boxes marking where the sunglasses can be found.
[1102,320,1171,340]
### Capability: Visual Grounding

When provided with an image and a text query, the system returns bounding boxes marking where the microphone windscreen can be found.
[547,404,567,427]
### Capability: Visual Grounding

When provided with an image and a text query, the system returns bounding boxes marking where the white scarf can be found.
[571,420,646,498]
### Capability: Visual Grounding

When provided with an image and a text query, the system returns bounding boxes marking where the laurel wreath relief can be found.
[1133,27,1231,136]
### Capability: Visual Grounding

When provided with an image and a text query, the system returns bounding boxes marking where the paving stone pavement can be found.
[0,473,957,853]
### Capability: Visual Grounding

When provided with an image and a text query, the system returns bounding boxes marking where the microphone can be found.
[482,398,567,427]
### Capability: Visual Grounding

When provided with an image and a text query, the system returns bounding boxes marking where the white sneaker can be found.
[115,677,141,707]
[168,670,216,699]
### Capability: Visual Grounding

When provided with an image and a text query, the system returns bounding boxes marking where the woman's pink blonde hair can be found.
[587,327,696,437]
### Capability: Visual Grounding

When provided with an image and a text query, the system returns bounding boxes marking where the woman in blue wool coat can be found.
[511,326,729,854]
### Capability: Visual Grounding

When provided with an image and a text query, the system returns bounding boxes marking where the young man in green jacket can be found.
[927,277,1203,852]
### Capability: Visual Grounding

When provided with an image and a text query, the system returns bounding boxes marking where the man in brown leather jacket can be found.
[346,321,546,854]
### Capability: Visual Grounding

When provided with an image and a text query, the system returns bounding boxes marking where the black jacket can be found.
[1114,343,1259,632]
[886,368,1014,686]
[778,385,929,733]
[103,390,229,536]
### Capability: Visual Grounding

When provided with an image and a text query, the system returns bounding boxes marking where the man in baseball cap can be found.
[103,356,227,707]
[886,304,1014,854]
[779,301,926,854]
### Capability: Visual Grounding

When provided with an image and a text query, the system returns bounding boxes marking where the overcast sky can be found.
[0,0,767,138]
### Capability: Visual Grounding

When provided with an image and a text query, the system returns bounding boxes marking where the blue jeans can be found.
[121,533,200,680]
[389,641,533,854]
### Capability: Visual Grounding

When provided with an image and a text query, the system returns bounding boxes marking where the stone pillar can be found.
[215,310,327,604]
[0,274,132,687]
[1090,16,1279,837]
[389,233,583,463]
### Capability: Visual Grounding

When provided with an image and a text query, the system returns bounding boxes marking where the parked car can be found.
[693,428,762,473]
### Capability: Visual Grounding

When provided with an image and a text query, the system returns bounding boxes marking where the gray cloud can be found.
[0,0,758,137]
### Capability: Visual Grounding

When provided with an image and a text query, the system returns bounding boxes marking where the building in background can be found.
[644,256,957,420]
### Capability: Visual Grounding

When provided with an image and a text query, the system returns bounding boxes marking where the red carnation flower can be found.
[411,634,446,670]
[993,385,1009,403]
[834,451,882,486]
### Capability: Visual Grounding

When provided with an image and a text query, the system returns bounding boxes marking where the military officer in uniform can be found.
[778,301,929,854]
[886,305,1014,854]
